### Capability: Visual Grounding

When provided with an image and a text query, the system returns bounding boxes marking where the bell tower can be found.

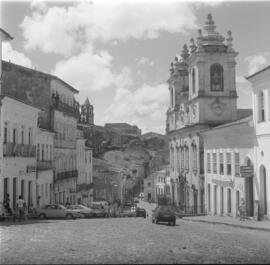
[81,97,94,125]
[187,13,238,125]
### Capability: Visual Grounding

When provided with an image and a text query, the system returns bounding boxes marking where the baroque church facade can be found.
[166,14,244,214]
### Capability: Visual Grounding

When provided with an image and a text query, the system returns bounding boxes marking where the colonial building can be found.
[144,168,171,204]
[247,66,270,220]
[166,14,250,214]
[36,128,55,206]
[202,116,255,218]
[2,61,81,206]
[1,96,39,210]
[76,128,93,207]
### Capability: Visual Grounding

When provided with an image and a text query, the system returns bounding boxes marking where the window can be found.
[192,68,196,94]
[21,127,24,144]
[226,152,232,175]
[41,184,44,197]
[37,144,40,161]
[4,124,8,144]
[50,145,53,160]
[13,128,17,144]
[219,153,224,175]
[210,64,224,91]
[177,147,180,172]
[42,144,44,161]
[235,152,240,177]
[28,128,31,145]
[192,144,197,170]
[213,153,217,174]
[46,145,48,160]
[185,146,189,171]
[147,182,151,187]
[45,184,48,197]
[181,148,184,170]
[207,153,211,173]
[227,188,231,213]
[258,91,265,122]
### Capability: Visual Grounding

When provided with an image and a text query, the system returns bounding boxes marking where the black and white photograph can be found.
[0,0,270,263]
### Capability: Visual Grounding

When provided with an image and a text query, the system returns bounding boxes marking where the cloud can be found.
[245,52,270,75]
[102,83,169,133]
[52,45,133,93]
[21,1,197,56]
[30,0,48,13]
[2,42,33,68]
[136,57,154,66]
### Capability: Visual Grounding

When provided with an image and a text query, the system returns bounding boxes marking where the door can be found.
[220,187,224,215]
[28,181,32,208]
[245,177,254,216]
[214,185,217,215]
[13,178,17,210]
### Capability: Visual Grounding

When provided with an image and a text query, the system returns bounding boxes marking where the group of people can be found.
[3,194,28,221]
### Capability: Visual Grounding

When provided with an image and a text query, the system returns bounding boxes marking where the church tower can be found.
[80,97,94,125]
[187,13,238,125]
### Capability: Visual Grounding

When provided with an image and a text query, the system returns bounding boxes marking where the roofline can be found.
[246,65,270,80]
[2,60,79,94]
[0,28,13,40]
[201,116,252,135]
[1,94,41,111]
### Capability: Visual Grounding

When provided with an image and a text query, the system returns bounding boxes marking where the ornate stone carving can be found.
[209,97,226,116]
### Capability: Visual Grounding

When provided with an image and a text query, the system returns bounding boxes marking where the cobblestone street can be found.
[1,216,270,264]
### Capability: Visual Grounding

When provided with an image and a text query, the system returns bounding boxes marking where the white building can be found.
[76,129,93,207]
[1,96,39,210]
[202,116,255,218]
[36,128,55,206]
[247,66,270,220]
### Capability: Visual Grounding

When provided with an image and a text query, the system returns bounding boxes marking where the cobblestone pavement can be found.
[1,217,270,264]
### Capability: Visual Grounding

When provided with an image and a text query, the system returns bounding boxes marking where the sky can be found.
[1,0,270,134]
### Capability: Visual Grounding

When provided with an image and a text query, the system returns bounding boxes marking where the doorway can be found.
[13,178,17,210]
[260,165,267,216]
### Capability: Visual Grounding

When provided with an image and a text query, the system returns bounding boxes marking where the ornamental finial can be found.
[226,30,234,51]
[190,38,196,53]
[181,44,189,61]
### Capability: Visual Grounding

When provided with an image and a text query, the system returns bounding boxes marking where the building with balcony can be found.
[166,14,251,213]
[202,116,255,218]
[36,128,55,206]
[76,130,93,207]
[0,95,40,210]
[247,66,270,220]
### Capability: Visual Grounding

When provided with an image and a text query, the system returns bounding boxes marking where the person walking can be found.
[3,193,12,215]
[104,203,109,218]
[17,196,26,222]
[239,198,246,221]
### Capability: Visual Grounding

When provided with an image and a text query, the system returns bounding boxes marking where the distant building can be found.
[247,66,270,220]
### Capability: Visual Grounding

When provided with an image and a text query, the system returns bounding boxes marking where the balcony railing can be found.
[37,160,54,171]
[56,170,78,181]
[51,98,80,118]
[77,183,94,192]
[3,143,36,157]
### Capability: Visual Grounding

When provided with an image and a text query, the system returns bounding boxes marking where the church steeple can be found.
[80,97,94,125]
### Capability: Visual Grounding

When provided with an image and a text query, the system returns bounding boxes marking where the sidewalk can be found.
[182,215,270,232]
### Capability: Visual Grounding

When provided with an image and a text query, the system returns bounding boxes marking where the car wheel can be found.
[155,219,158,224]
[39,213,46,219]
[172,220,176,226]
[65,213,73,219]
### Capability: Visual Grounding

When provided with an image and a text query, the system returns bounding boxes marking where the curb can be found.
[182,218,270,232]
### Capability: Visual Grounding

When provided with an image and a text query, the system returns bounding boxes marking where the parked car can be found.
[90,204,106,218]
[66,205,95,218]
[37,204,81,219]
[136,207,146,218]
[121,205,136,217]
[138,193,144,199]
[152,205,176,226]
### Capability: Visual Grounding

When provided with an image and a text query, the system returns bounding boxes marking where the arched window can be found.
[192,68,196,94]
[210,64,224,91]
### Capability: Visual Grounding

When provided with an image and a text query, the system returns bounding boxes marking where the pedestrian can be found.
[104,203,109,218]
[239,198,246,221]
[17,196,26,222]
[3,193,12,215]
